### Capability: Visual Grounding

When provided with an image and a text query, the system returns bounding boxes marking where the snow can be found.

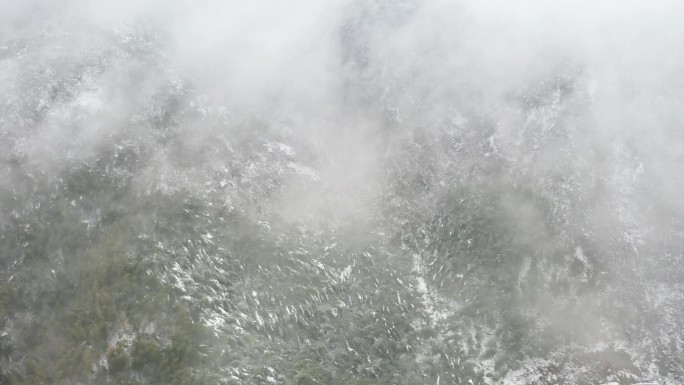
[411,253,460,325]
[265,142,296,157]
[287,162,320,181]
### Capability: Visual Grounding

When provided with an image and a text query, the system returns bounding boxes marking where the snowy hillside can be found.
[1,1,683,384]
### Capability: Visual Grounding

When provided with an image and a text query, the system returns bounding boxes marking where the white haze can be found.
[2,0,684,382]
[3,0,684,221]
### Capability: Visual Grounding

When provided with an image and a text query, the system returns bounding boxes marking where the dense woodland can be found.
[1,1,684,384]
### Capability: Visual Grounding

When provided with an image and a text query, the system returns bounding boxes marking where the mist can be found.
[1,0,683,384]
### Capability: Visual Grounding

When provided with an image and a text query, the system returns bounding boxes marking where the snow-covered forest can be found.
[1,1,684,384]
